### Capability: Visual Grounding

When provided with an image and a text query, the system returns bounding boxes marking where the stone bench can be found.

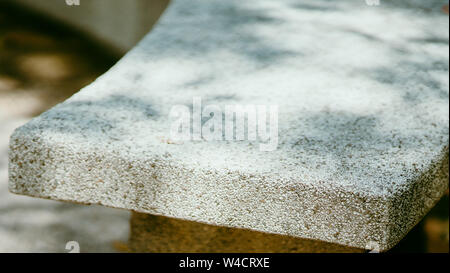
[8,0,449,252]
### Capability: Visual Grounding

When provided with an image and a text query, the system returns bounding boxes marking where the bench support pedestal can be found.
[128,212,364,253]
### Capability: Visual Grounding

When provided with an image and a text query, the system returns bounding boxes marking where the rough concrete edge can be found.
[8,126,405,251]
[384,147,449,250]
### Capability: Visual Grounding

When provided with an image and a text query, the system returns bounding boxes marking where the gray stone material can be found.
[8,0,449,251]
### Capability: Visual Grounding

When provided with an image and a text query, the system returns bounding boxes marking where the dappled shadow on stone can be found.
[357,60,448,107]
[139,0,299,68]
[377,0,448,14]
[39,95,159,138]
[290,1,337,12]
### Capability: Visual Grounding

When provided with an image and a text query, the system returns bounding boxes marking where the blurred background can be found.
[0,0,448,252]
[0,0,169,252]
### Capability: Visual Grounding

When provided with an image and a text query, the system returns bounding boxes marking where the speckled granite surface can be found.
[9,0,449,251]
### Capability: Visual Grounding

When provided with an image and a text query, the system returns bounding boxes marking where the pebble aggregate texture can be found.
[8,0,449,251]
